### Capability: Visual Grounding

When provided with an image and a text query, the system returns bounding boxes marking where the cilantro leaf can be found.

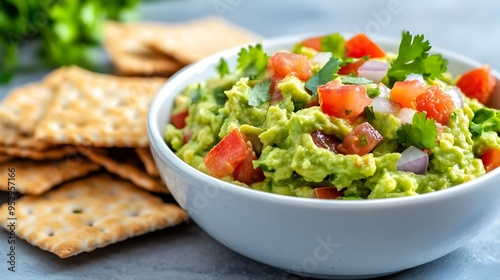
[190,84,202,103]
[249,80,271,106]
[320,33,346,58]
[364,106,376,122]
[396,112,438,149]
[216,58,230,77]
[469,108,500,137]
[214,87,228,106]
[340,76,373,85]
[387,31,447,86]
[305,57,341,96]
[237,44,269,78]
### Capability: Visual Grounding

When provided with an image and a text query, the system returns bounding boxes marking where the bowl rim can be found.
[148,33,500,209]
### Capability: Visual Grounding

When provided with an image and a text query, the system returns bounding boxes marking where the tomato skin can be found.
[415,86,456,125]
[338,59,365,76]
[456,65,496,104]
[345,33,385,58]
[337,122,383,156]
[233,152,265,185]
[268,52,313,82]
[171,109,189,129]
[318,80,371,120]
[301,36,322,51]
[481,148,500,173]
[204,129,250,178]
[390,80,426,109]
[204,128,264,184]
[314,187,343,199]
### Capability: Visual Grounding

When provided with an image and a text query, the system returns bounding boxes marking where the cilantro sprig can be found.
[237,44,269,79]
[469,108,500,137]
[248,80,271,106]
[216,58,230,77]
[305,57,341,96]
[397,112,438,149]
[387,31,448,86]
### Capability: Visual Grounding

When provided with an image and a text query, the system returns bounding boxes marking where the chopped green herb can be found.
[364,106,376,122]
[249,80,271,106]
[359,134,367,147]
[340,76,373,85]
[217,58,230,77]
[469,108,500,137]
[345,109,352,116]
[396,112,438,149]
[237,44,269,78]
[214,87,228,106]
[190,84,202,103]
[305,57,341,96]
[387,31,447,86]
[72,209,82,214]
[367,86,381,98]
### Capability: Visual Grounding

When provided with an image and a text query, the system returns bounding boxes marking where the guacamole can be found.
[165,31,500,199]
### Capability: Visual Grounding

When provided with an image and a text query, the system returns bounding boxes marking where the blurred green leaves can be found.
[0,0,140,83]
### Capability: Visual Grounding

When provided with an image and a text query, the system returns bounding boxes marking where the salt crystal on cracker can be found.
[34,66,166,148]
[0,157,101,195]
[0,174,188,258]
[79,147,168,193]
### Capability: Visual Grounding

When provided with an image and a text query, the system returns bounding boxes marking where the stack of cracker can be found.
[0,67,188,258]
[103,16,260,77]
[0,16,259,259]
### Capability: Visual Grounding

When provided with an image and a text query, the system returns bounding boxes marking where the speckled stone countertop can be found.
[1,0,499,279]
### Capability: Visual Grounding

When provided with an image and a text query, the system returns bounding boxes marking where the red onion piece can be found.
[312,52,332,68]
[444,86,464,108]
[397,146,429,174]
[357,61,389,83]
[397,108,417,124]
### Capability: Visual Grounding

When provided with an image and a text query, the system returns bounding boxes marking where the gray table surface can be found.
[1,0,500,279]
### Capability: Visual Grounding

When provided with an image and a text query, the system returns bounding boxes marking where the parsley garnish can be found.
[237,44,269,78]
[469,108,500,137]
[364,106,376,122]
[387,31,447,86]
[217,58,230,77]
[248,80,271,106]
[305,57,341,96]
[320,33,346,58]
[396,112,438,149]
[340,76,373,85]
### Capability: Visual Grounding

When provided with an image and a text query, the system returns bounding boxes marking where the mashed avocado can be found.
[165,32,500,199]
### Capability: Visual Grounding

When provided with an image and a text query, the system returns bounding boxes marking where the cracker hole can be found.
[86,220,94,227]
[126,211,140,217]
[46,229,54,237]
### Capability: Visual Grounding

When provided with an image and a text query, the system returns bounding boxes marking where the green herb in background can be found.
[0,0,140,83]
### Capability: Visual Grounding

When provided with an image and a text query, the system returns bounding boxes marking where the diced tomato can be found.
[301,36,322,51]
[318,80,371,120]
[171,109,189,129]
[338,59,365,76]
[481,148,500,173]
[456,65,496,104]
[345,33,385,58]
[182,131,192,144]
[270,78,283,103]
[314,187,343,199]
[268,52,313,82]
[204,129,251,178]
[390,80,426,109]
[337,122,383,156]
[233,152,265,185]
[415,86,456,125]
[311,130,340,153]
[204,128,264,184]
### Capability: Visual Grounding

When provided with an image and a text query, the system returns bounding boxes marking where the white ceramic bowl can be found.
[148,34,500,279]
